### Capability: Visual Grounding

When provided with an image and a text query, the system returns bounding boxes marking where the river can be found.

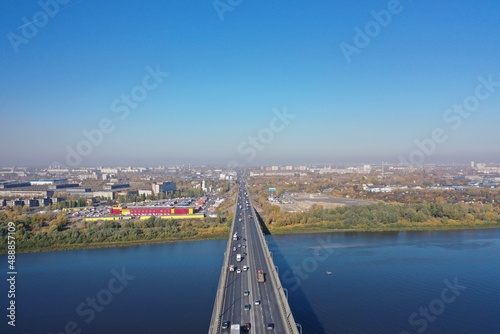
[2,229,499,333]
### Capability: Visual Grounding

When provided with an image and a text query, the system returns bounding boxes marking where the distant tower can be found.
[471,161,475,168]
[202,180,207,192]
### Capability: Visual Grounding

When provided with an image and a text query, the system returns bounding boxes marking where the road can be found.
[219,180,290,333]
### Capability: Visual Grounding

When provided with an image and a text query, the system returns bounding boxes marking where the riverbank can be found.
[8,222,500,254]
[11,230,229,254]
[266,223,500,235]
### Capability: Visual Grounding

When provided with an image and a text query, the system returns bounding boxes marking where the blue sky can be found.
[1,0,499,167]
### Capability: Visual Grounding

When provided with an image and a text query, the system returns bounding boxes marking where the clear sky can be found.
[1,0,499,167]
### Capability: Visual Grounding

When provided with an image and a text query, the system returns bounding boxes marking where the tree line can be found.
[254,194,500,230]
[0,211,226,252]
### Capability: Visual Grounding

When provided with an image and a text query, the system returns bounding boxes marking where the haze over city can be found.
[1,0,499,166]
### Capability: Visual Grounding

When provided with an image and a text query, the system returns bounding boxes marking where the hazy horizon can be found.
[2,1,499,167]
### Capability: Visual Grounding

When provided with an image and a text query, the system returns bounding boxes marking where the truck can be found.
[236,254,242,262]
[233,233,238,241]
[257,270,265,283]
[230,324,240,334]
[229,264,235,272]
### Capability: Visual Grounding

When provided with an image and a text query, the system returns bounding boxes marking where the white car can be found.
[236,269,242,274]
[243,266,248,271]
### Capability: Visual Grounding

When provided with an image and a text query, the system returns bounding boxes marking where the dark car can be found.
[244,304,251,311]
[242,323,251,331]
[222,320,230,329]
[267,323,275,330]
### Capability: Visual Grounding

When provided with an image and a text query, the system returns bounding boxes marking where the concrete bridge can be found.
[209,179,300,334]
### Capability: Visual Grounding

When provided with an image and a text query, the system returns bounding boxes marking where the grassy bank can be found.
[267,222,500,235]
[13,230,229,254]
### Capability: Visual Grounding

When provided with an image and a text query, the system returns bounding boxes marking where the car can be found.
[222,320,230,329]
[254,300,261,305]
[244,290,250,296]
[243,265,248,271]
[233,247,237,251]
[242,323,251,331]
[238,244,241,248]
[236,268,242,274]
[244,304,251,311]
[267,323,274,330]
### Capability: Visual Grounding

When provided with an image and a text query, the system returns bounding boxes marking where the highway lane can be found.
[244,201,284,333]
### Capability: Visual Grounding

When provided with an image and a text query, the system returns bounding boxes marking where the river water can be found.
[2,229,499,333]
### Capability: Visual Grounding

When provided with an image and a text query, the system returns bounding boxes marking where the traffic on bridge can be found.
[209,177,299,334]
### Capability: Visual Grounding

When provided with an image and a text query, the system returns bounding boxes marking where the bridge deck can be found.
[209,179,299,334]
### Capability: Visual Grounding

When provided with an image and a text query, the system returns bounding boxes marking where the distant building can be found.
[100,168,119,174]
[0,189,54,198]
[477,163,486,170]
[30,179,68,186]
[77,173,99,180]
[0,182,32,189]
[63,188,93,197]
[138,189,153,196]
[27,198,39,208]
[116,189,139,197]
[8,199,25,207]
[38,198,52,207]
[103,183,130,190]
[47,167,69,174]
[363,185,392,193]
[152,181,176,195]
[93,191,115,200]
[51,197,66,203]
[48,183,79,190]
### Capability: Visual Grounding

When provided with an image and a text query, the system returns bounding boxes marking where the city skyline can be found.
[1,1,500,167]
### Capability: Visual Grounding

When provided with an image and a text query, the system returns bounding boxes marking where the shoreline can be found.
[5,224,500,254]
[266,224,500,235]
[7,232,229,254]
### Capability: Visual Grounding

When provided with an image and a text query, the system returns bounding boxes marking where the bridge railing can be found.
[248,196,299,334]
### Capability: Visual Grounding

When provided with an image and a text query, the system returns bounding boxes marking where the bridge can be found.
[209,178,300,334]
